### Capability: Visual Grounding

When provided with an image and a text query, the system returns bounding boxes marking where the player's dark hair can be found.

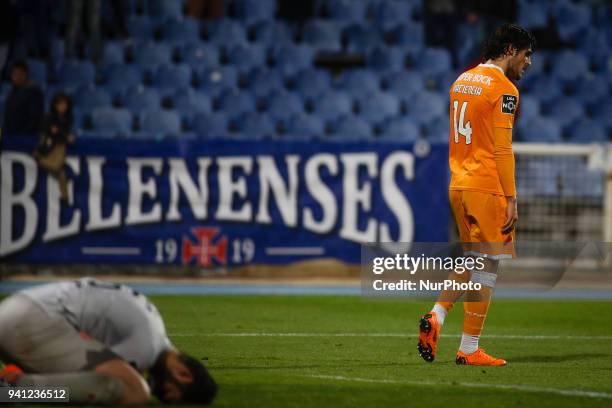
[482,23,535,60]
[11,59,28,74]
[179,353,217,405]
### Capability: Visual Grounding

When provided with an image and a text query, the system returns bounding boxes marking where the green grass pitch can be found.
[156,295,612,408]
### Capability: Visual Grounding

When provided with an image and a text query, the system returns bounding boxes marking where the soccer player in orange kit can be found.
[418,24,535,366]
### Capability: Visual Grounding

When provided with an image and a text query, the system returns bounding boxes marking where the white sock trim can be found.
[432,303,448,325]
[459,333,479,354]
[470,271,497,288]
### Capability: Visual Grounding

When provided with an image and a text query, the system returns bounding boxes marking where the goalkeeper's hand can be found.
[502,196,518,234]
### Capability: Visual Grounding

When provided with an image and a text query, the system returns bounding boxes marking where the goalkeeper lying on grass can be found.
[0,278,216,405]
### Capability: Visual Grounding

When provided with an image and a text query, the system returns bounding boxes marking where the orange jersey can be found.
[448,64,519,195]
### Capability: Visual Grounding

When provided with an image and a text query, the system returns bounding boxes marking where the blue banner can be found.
[1,136,449,265]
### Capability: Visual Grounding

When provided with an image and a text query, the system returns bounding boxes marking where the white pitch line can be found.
[81,246,141,255]
[302,374,612,400]
[265,247,325,256]
[168,332,612,340]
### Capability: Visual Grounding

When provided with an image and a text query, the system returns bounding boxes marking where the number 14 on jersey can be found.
[453,100,472,144]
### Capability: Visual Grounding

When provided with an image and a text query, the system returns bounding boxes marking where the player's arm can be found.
[493,126,518,233]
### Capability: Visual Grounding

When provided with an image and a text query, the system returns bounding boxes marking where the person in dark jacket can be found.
[33,93,75,202]
[2,60,44,136]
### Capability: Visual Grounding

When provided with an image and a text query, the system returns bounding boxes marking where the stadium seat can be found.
[592,99,612,130]
[26,59,47,86]
[336,69,380,98]
[141,109,181,138]
[103,64,143,99]
[218,90,256,118]
[293,68,332,99]
[193,112,230,138]
[330,115,372,140]
[272,45,314,77]
[578,27,610,71]
[285,114,325,140]
[314,91,353,122]
[343,24,383,52]
[549,97,585,130]
[92,107,132,135]
[357,92,400,124]
[519,116,562,143]
[196,66,238,97]
[207,19,248,47]
[236,112,276,139]
[303,20,342,52]
[325,0,368,23]
[228,44,268,74]
[251,20,294,45]
[133,43,172,71]
[125,87,161,114]
[148,0,183,19]
[367,47,405,72]
[58,60,96,90]
[384,71,425,101]
[528,75,563,107]
[375,0,416,31]
[153,64,192,94]
[387,23,425,50]
[567,119,607,143]
[518,0,548,29]
[517,95,540,122]
[233,0,276,24]
[425,115,450,142]
[575,76,608,108]
[552,51,589,86]
[407,91,446,126]
[379,117,420,141]
[102,41,125,66]
[555,1,591,41]
[179,42,219,67]
[248,68,285,99]
[162,18,201,44]
[73,85,112,112]
[266,91,304,123]
[417,47,452,78]
[173,89,211,126]
[127,16,154,40]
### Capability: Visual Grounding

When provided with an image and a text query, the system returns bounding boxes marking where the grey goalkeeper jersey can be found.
[19,278,172,373]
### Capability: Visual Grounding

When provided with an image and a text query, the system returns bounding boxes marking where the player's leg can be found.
[0,295,150,405]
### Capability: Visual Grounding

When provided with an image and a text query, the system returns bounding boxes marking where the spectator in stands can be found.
[187,0,224,19]
[66,0,102,65]
[33,93,75,202]
[2,60,44,136]
[424,0,458,51]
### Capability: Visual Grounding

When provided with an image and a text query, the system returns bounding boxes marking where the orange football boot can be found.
[0,364,24,385]
[418,312,441,362]
[456,348,507,366]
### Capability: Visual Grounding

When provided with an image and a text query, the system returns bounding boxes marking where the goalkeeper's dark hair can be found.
[179,353,217,405]
[482,23,536,60]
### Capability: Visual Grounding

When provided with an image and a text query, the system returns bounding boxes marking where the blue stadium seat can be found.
[578,27,610,71]
[375,0,416,31]
[236,112,276,139]
[549,97,585,130]
[528,75,563,107]
[384,71,425,101]
[148,0,183,19]
[336,69,380,98]
[314,91,353,122]
[285,114,324,140]
[125,87,161,114]
[252,21,294,45]
[331,115,372,140]
[519,116,562,143]
[367,47,405,72]
[141,109,181,138]
[26,59,47,86]
[207,20,248,47]
[179,42,219,67]
[233,0,276,24]
[173,89,211,126]
[272,45,314,77]
[357,92,400,124]
[408,91,446,126]
[387,23,424,51]
[380,117,420,141]
[517,95,540,122]
[417,47,452,78]
[293,68,332,99]
[196,66,238,97]
[58,60,96,90]
[325,0,368,23]
[103,64,143,99]
[162,18,200,44]
[102,41,125,66]
[92,107,132,135]
[575,76,608,108]
[73,85,111,112]
[304,20,342,52]
[248,68,285,99]
[266,91,304,123]
[228,44,268,74]
[133,43,172,71]
[552,51,589,85]
[568,119,607,143]
[153,64,192,94]
[518,0,548,29]
[593,99,612,130]
[555,1,591,41]
[218,90,256,118]
[343,24,383,52]
[193,112,230,138]
[127,16,154,40]
[425,115,450,142]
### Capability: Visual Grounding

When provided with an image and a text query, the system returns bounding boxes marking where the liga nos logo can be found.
[501,94,517,114]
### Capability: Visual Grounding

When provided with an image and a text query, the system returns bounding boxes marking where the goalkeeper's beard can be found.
[149,351,185,403]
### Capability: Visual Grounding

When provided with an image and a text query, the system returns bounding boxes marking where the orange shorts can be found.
[449,190,515,259]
